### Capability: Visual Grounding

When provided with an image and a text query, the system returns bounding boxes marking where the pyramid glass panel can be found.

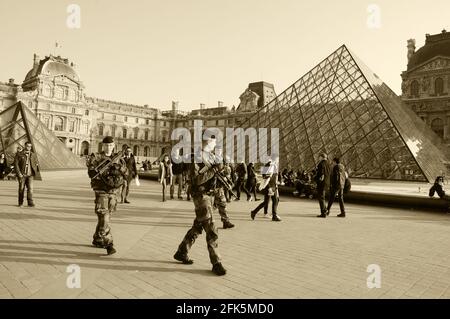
[0,102,86,171]
[237,45,449,182]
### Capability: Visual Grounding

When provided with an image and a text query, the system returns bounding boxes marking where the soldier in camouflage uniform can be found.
[212,151,234,229]
[173,136,227,276]
[87,136,128,255]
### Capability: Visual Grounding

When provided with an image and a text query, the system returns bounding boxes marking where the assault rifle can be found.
[91,151,124,180]
[211,165,238,198]
[198,159,237,198]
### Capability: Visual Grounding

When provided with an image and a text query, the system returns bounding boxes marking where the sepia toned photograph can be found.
[1,0,450,312]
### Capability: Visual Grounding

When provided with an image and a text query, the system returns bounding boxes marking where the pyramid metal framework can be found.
[0,101,86,170]
[239,45,449,182]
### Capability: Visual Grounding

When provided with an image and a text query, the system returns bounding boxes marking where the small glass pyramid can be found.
[0,101,86,172]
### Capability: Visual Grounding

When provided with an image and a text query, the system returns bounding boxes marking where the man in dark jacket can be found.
[326,157,346,217]
[171,154,185,199]
[121,146,137,204]
[235,160,251,201]
[315,153,331,218]
[14,141,39,207]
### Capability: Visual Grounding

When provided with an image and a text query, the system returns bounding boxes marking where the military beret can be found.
[102,136,114,143]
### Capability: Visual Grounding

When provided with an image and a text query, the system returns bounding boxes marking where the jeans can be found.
[317,187,327,215]
[18,176,34,205]
[253,189,279,216]
[327,188,345,214]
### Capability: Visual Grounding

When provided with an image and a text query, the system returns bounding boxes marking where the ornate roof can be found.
[407,30,450,71]
[23,55,80,84]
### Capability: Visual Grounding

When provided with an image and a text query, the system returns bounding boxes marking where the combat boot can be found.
[223,220,235,229]
[212,262,227,276]
[92,239,104,248]
[174,251,194,264]
[106,244,116,255]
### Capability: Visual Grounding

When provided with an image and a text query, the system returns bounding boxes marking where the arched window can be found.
[435,77,444,95]
[145,130,149,140]
[144,146,149,157]
[133,145,139,156]
[431,118,444,138]
[411,80,420,97]
[123,128,127,139]
[134,128,139,139]
[54,117,64,131]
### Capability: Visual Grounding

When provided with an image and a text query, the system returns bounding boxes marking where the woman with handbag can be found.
[250,158,282,222]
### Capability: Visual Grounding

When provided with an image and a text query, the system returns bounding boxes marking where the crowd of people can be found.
[6,136,449,277]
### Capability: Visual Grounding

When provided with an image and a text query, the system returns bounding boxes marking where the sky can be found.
[0,0,449,112]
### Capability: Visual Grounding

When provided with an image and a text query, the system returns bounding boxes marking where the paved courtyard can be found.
[0,170,450,299]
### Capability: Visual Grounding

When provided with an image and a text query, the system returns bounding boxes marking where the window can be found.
[123,128,127,139]
[54,117,64,131]
[98,124,104,136]
[135,118,139,124]
[113,115,117,121]
[411,80,419,97]
[101,112,105,119]
[85,110,89,116]
[435,77,444,95]
[134,129,139,139]
[72,107,76,114]
[44,117,50,128]
[431,118,444,139]
[69,121,75,132]
[163,121,166,127]
[83,122,89,134]
[124,116,128,122]
[145,131,149,140]
[111,125,116,137]
[146,119,149,125]
[216,120,219,125]
[55,86,63,99]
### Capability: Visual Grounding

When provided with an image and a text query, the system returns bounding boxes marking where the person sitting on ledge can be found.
[429,176,446,199]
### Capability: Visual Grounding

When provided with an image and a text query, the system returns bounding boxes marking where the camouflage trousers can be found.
[177,193,221,265]
[92,191,117,248]
[213,188,230,222]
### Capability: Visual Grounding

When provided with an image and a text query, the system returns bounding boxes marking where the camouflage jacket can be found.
[87,152,128,192]
[190,150,220,195]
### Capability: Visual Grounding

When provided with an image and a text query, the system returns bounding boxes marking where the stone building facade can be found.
[0,54,274,162]
[401,30,450,150]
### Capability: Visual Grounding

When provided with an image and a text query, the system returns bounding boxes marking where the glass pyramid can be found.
[239,45,449,182]
[0,101,86,172]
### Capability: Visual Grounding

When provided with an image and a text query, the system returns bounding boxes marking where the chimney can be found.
[218,101,224,108]
[33,54,40,68]
[172,101,179,114]
[8,78,14,85]
[200,103,205,110]
[407,39,416,62]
